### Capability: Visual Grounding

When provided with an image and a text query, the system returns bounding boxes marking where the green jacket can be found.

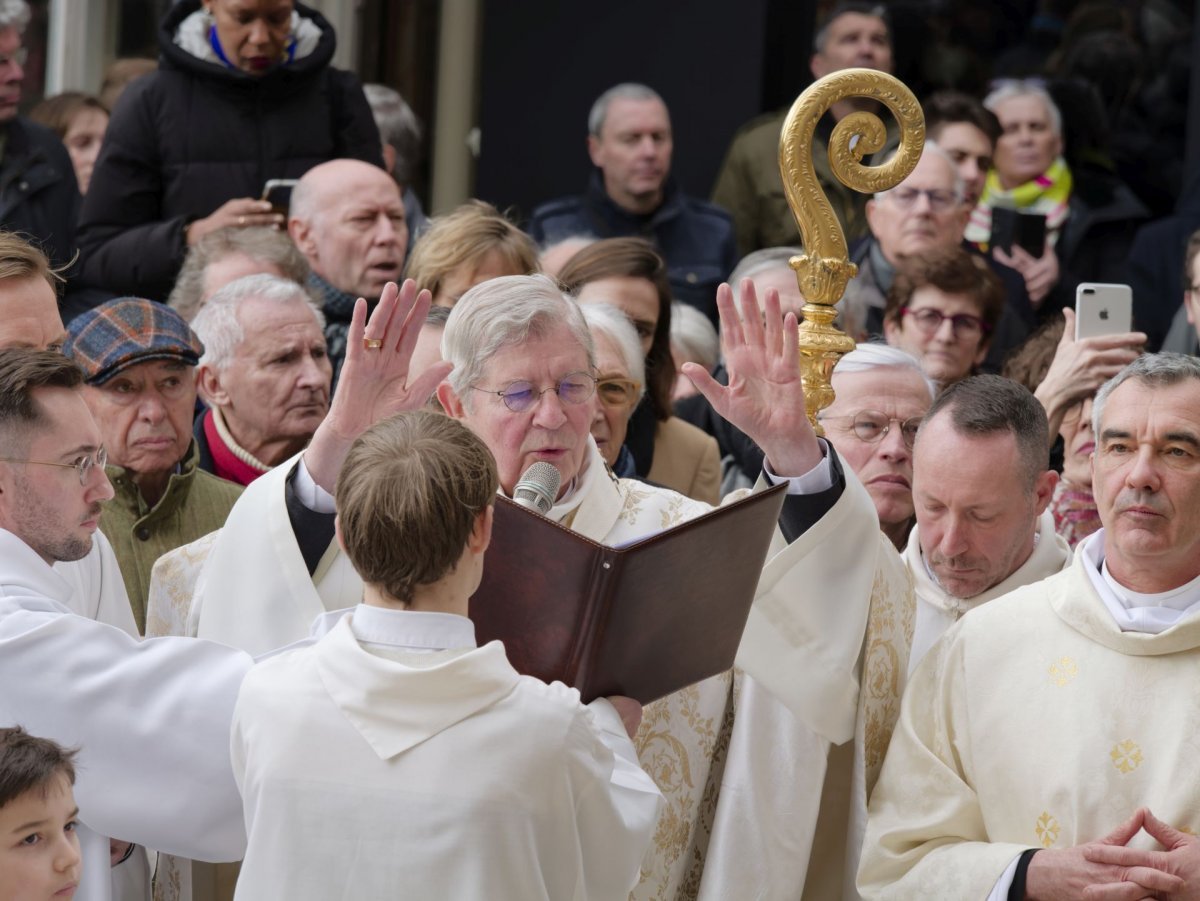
[711,109,900,259]
[100,440,243,632]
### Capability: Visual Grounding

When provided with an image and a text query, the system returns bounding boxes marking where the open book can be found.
[469,483,788,703]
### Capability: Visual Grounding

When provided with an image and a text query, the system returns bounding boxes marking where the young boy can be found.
[231,410,662,899]
[0,726,81,900]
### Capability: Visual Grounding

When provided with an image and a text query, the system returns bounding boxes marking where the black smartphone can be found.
[261,178,299,215]
[990,207,1046,258]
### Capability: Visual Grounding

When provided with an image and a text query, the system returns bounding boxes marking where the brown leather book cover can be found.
[469,482,788,703]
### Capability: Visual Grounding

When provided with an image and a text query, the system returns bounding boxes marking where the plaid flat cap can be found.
[65,298,204,385]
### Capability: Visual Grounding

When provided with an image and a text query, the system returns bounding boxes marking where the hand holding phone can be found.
[1075,283,1133,340]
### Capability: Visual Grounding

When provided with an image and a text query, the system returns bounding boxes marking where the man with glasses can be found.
[0,2,81,286]
[843,143,1033,372]
[882,245,1005,387]
[187,274,914,898]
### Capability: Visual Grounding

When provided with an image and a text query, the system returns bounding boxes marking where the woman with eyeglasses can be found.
[882,246,1005,389]
[560,238,720,504]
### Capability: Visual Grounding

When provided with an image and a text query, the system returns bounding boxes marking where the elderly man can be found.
[860,353,1200,900]
[527,83,735,322]
[172,274,909,898]
[712,1,894,254]
[844,143,1032,371]
[288,158,407,378]
[64,298,242,633]
[191,273,331,485]
[817,344,935,550]
[167,225,311,322]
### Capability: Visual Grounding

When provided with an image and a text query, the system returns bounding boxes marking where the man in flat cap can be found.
[65,298,242,633]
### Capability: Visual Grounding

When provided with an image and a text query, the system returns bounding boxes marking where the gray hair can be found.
[193,274,326,371]
[669,302,720,374]
[833,342,937,399]
[362,83,423,186]
[0,0,30,31]
[168,226,312,322]
[874,140,965,203]
[729,246,803,286]
[588,83,666,137]
[1092,353,1200,436]
[983,80,1063,138]
[581,303,646,398]
[442,274,595,403]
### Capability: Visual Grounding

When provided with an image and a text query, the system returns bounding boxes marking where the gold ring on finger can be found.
[363,337,384,350]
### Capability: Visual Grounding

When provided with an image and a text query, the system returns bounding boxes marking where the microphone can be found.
[512,462,561,515]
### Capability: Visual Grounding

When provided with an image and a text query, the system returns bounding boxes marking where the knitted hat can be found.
[64,298,204,385]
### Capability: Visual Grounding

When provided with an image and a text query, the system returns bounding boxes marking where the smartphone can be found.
[990,207,1046,258]
[261,178,299,215]
[1075,283,1133,340]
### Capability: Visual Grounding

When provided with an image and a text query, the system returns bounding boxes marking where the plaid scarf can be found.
[966,156,1073,249]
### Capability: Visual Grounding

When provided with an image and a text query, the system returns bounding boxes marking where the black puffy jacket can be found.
[77,0,383,301]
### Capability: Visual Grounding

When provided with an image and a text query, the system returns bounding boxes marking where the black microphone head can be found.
[512,462,561,515]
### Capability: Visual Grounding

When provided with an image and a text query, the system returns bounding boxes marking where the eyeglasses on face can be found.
[595,377,641,409]
[885,187,961,212]
[0,447,108,486]
[0,47,27,70]
[818,411,922,449]
[900,306,991,339]
[471,371,596,413]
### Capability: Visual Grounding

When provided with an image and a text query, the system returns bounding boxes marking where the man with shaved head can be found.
[288,159,408,379]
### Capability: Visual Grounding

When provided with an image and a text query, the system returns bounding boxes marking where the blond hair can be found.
[404,200,538,304]
[336,411,498,606]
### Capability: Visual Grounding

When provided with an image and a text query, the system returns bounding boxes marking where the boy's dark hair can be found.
[924,90,1002,146]
[335,410,499,606]
[0,726,77,808]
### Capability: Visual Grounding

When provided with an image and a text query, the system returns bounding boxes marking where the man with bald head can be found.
[289,159,407,379]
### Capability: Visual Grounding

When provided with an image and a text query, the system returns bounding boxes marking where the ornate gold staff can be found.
[779,68,925,431]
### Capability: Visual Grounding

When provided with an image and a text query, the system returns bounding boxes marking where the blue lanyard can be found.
[208,25,297,70]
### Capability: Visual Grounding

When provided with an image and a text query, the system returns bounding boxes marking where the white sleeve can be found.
[762,438,835,495]
[0,597,252,862]
[293,457,337,514]
[574,699,663,896]
[986,855,1022,901]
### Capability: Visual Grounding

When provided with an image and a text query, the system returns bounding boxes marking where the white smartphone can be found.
[1075,283,1132,340]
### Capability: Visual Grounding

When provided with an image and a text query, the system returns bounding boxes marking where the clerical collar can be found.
[349,604,477,652]
[1079,531,1200,634]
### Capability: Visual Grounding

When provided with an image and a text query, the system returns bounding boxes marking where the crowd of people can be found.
[1,0,1199,899]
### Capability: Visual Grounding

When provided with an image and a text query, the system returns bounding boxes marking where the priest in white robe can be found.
[859,352,1200,899]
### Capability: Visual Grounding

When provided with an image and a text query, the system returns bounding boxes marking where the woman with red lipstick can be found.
[77,0,382,302]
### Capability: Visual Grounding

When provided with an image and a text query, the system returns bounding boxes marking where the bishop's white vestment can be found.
[859,532,1200,899]
[231,605,662,900]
